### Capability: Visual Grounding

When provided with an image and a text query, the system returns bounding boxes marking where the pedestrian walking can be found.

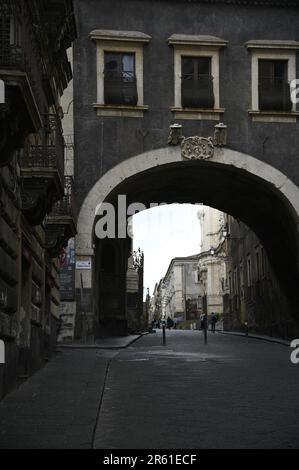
[210,312,218,333]
[167,316,174,329]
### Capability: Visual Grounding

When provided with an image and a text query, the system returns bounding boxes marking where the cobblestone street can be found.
[0,331,298,449]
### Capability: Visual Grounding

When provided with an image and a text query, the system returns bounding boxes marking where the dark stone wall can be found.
[73,0,299,208]
[0,320,59,400]
[0,342,18,400]
[225,219,299,339]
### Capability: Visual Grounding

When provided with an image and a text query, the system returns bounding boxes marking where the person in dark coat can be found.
[210,312,218,333]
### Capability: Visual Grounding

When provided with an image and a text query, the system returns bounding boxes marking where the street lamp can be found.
[168,123,183,145]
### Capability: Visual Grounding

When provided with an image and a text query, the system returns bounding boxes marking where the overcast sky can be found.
[133,204,203,295]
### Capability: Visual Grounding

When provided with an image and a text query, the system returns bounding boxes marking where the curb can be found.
[218,330,291,347]
[58,333,146,351]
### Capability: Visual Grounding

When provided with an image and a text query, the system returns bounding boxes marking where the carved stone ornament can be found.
[181,136,214,161]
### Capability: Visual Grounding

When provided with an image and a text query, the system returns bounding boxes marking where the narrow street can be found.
[0,331,298,449]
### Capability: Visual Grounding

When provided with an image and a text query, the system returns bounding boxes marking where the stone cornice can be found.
[90,30,152,43]
[168,34,228,47]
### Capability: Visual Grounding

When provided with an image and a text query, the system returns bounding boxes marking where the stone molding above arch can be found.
[76,146,299,257]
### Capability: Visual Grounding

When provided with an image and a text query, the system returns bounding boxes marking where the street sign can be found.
[60,239,76,301]
[76,260,92,270]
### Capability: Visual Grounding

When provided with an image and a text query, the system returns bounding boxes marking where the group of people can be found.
[152,318,177,330]
[152,313,218,332]
[200,312,218,332]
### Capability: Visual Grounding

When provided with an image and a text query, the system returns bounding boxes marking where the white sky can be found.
[133,204,203,295]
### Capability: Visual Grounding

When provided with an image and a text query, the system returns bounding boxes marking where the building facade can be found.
[0,0,76,398]
[162,255,202,324]
[73,0,299,340]
[126,250,145,333]
[197,207,227,315]
[224,216,295,338]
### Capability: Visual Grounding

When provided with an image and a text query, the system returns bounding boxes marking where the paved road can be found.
[0,331,298,449]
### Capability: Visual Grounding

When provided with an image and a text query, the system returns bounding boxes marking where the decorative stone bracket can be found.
[168,122,228,161]
[181,136,214,160]
[21,179,58,226]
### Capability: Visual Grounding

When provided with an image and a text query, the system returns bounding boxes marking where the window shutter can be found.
[181,57,215,109]
[258,59,292,112]
[104,52,138,106]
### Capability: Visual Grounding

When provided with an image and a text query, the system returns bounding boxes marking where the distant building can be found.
[197,207,228,315]
[162,255,202,324]
[126,251,144,333]
[151,280,163,322]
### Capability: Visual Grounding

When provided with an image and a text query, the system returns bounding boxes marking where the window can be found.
[90,29,151,117]
[168,34,227,120]
[229,273,233,298]
[181,56,214,109]
[104,52,137,106]
[240,261,245,300]
[246,40,299,122]
[255,249,261,280]
[0,13,21,66]
[233,267,239,297]
[261,247,267,279]
[258,60,291,112]
[247,257,252,288]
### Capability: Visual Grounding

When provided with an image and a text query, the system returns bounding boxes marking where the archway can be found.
[76,146,299,337]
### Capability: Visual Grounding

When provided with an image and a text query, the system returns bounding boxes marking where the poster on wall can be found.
[59,239,76,301]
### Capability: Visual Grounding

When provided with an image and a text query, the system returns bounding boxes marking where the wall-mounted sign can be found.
[60,239,76,301]
[76,260,92,270]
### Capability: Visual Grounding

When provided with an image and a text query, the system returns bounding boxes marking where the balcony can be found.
[45,177,77,258]
[21,114,65,225]
[0,1,45,124]
[259,78,292,112]
[181,74,215,109]
[104,72,138,106]
[0,0,76,166]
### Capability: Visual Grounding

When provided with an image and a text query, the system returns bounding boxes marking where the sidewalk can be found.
[218,330,290,346]
[58,334,143,350]
[0,331,298,449]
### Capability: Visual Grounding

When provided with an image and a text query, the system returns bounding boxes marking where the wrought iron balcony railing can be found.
[50,176,78,224]
[182,74,215,109]
[104,71,138,106]
[0,0,45,112]
[21,114,65,183]
[259,78,292,112]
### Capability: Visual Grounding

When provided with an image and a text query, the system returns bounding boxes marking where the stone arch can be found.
[75,146,299,336]
[77,146,299,256]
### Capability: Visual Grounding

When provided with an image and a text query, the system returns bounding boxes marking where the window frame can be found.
[258,59,291,112]
[98,43,144,107]
[174,46,220,111]
[181,55,215,109]
[252,52,296,112]
[90,30,151,117]
[104,51,138,106]
[246,42,299,122]
[168,34,227,121]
